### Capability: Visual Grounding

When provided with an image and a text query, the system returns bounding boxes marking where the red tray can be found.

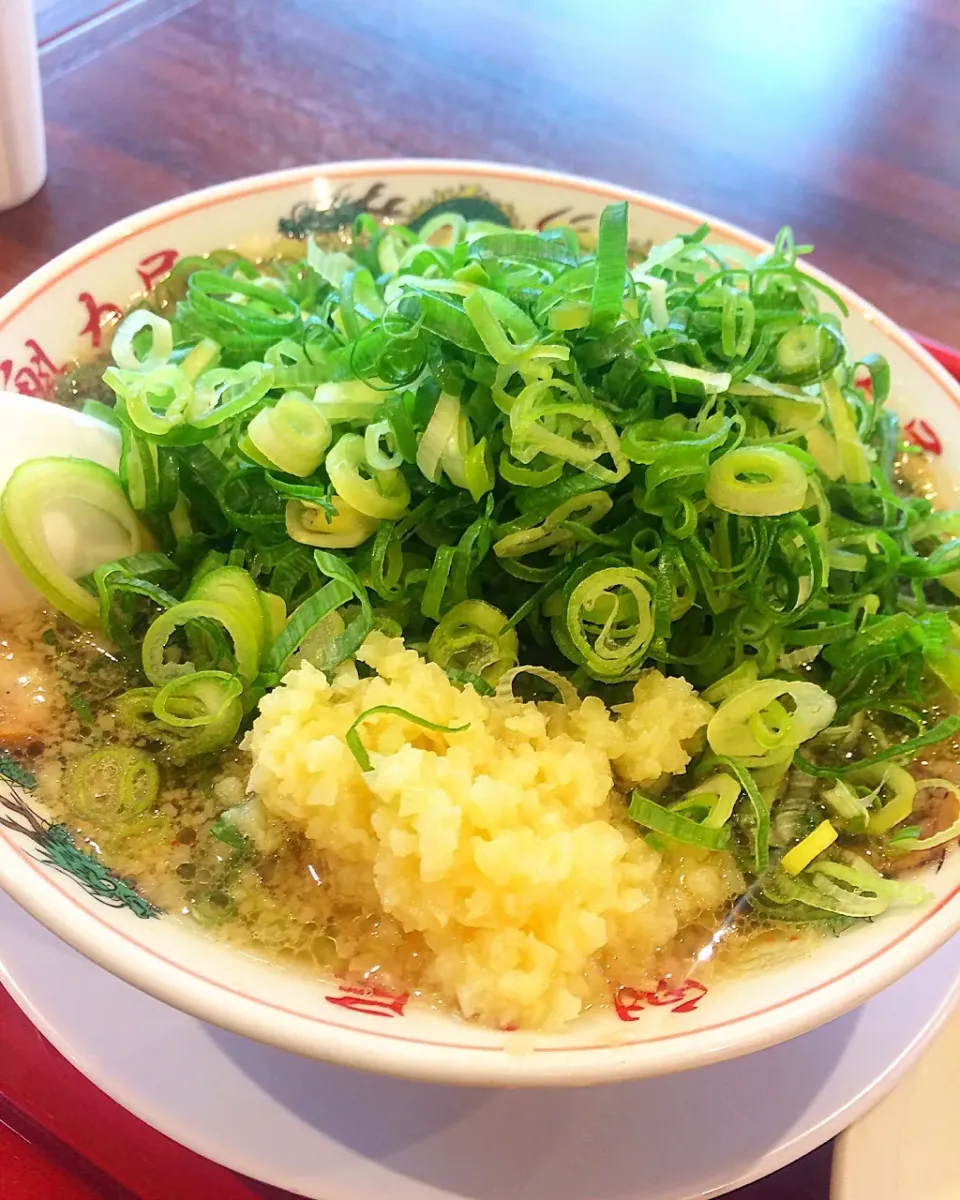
[0,984,281,1199]
[1,332,956,1200]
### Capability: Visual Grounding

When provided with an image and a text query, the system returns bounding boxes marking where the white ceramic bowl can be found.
[1,161,958,1087]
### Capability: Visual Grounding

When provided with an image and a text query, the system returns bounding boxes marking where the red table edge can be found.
[913,332,960,379]
[0,986,281,1198]
[0,1094,138,1200]
[1,331,958,1200]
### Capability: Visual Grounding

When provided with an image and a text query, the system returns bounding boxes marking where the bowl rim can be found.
[2,158,959,1086]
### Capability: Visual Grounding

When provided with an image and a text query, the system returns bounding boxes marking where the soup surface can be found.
[6,607,758,1028]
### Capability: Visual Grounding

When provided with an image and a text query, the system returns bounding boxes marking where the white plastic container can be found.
[0,0,47,212]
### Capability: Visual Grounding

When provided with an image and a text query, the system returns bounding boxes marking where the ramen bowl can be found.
[1,161,958,1087]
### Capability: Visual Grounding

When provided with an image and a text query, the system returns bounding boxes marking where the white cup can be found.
[0,0,47,212]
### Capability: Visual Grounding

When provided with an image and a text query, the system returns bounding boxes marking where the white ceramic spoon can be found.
[0,392,124,614]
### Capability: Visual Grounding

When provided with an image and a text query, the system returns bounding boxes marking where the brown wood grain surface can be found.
[1,0,953,1196]
[3,0,960,352]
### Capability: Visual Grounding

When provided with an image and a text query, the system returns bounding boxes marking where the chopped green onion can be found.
[152,670,244,728]
[463,287,536,363]
[641,358,732,397]
[0,458,146,626]
[671,772,741,829]
[364,420,403,472]
[795,716,960,778]
[706,446,809,516]
[346,705,469,772]
[245,393,332,477]
[708,680,836,762]
[141,598,261,686]
[848,764,917,835]
[210,814,251,854]
[112,310,173,373]
[493,665,581,707]
[427,600,518,686]
[719,757,771,875]
[821,780,871,833]
[116,686,241,763]
[590,200,628,330]
[780,819,838,875]
[416,392,461,485]
[767,869,889,917]
[285,496,378,549]
[326,433,410,519]
[68,691,95,726]
[628,792,732,850]
[773,322,843,385]
[822,374,871,484]
[814,857,930,906]
[67,747,159,823]
[558,564,654,681]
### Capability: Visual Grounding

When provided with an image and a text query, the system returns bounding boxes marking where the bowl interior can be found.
[1,161,959,1086]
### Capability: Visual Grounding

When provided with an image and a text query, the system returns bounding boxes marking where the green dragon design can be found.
[277,180,518,240]
[0,753,161,920]
[278,182,407,238]
[277,179,600,242]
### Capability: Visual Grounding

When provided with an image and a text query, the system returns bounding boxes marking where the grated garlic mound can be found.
[547,671,714,788]
[244,633,740,1031]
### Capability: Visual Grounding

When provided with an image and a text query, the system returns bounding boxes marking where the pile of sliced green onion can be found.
[5,201,960,932]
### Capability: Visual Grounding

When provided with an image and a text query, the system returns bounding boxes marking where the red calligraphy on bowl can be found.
[137,249,179,293]
[903,418,943,456]
[324,982,409,1019]
[613,979,708,1021]
[0,340,67,397]
[78,293,123,350]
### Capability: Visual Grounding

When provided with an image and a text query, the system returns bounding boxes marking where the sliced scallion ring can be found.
[559,565,653,680]
[67,747,159,823]
[141,598,261,686]
[427,600,518,686]
[708,679,836,761]
[326,433,410,519]
[285,496,379,548]
[0,458,145,626]
[773,322,843,385]
[111,310,174,373]
[670,772,741,829]
[245,393,332,477]
[847,764,917,836]
[364,419,403,472]
[152,670,244,729]
[706,446,809,516]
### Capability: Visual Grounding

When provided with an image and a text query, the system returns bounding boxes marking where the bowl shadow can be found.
[205,1007,859,1200]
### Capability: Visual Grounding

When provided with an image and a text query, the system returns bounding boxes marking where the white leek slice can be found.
[0,457,146,625]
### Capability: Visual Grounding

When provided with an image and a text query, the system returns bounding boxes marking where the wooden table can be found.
[6,0,960,348]
[2,0,956,1195]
